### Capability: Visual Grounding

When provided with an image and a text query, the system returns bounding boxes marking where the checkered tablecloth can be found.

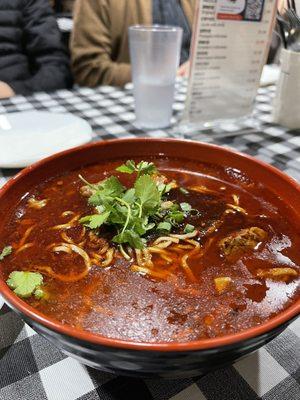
[0,83,299,400]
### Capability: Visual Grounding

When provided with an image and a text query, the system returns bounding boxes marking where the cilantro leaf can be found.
[80,211,111,229]
[133,216,155,236]
[122,188,136,204]
[116,160,136,174]
[135,175,160,212]
[113,230,144,249]
[0,246,12,261]
[98,176,125,197]
[89,176,125,206]
[7,271,44,299]
[157,182,175,195]
[136,161,157,176]
[108,205,127,225]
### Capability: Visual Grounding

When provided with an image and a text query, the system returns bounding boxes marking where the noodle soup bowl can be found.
[0,138,299,378]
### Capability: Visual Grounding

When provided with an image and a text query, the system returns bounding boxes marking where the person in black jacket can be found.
[0,0,72,99]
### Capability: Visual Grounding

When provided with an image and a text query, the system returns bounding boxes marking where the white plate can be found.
[0,111,93,168]
[0,295,4,310]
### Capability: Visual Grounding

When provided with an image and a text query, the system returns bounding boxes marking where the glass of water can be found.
[129,25,182,129]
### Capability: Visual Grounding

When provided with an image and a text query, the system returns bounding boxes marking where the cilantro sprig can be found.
[79,161,196,249]
[116,160,157,177]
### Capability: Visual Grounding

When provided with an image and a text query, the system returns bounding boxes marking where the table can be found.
[0,84,299,400]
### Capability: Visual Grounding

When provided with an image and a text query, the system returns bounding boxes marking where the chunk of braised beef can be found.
[219,227,267,258]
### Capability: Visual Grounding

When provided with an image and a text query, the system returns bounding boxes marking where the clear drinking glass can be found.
[129,25,183,129]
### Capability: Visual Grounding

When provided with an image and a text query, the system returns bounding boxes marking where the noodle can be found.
[33,243,93,282]
[88,231,108,251]
[34,265,90,283]
[99,243,109,254]
[61,227,86,245]
[61,232,74,244]
[91,252,103,263]
[57,244,91,268]
[100,248,114,267]
[170,230,198,240]
[181,254,197,282]
[147,247,173,262]
[131,264,172,280]
[189,185,216,194]
[92,248,115,267]
[155,241,173,249]
[61,211,75,217]
[185,239,200,249]
[52,214,79,230]
[232,194,239,206]
[135,249,153,267]
[159,253,173,263]
[176,238,202,281]
[135,249,143,266]
[53,244,72,254]
[142,248,153,267]
[170,247,184,254]
[119,244,132,260]
[226,204,248,215]
[16,243,34,254]
[18,226,34,247]
[153,236,179,245]
[177,244,194,250]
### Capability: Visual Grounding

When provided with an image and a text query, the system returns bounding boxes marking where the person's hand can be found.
[177,61,190,78]
[0,81,15,99]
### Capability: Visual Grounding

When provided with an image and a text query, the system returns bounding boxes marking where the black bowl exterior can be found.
[6,301,292,378]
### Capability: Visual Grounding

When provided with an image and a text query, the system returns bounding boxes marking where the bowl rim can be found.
[0,137,299,352]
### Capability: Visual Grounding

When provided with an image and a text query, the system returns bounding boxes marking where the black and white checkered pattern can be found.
[0,82,299,400]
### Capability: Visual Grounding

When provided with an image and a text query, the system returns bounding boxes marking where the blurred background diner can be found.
[0,0,72,99]
[0,0,297,98]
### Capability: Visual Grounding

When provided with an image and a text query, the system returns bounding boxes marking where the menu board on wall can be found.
[183,0,277,124]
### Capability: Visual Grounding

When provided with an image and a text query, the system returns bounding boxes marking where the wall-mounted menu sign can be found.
[183,0,277,124]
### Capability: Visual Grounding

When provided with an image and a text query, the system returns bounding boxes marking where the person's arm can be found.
[7,0,72,95]
[0,82,15,99]
[71,0,131,87]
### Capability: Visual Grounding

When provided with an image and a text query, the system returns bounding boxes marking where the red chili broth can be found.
[1,157,299,343]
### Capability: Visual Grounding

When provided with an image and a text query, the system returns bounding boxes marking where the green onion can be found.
[180,187,189,195]
[184,224,195,233]
[180,202,192,212]
[157,222,172,232]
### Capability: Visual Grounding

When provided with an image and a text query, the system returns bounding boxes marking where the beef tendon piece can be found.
[219,227,267,258]
[256,267,298,282]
